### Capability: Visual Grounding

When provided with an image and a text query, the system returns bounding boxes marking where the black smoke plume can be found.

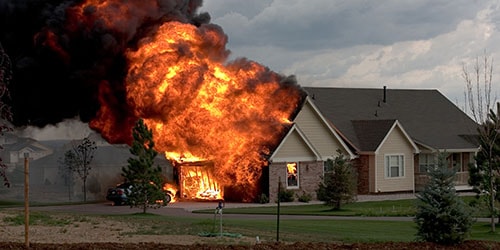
[0,0,210,134]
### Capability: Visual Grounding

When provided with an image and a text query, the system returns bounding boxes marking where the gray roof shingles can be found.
[303,87,479,151]
[352,119,396,151]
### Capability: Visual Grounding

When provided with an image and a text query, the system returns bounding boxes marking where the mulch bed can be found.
[1,241,500,250]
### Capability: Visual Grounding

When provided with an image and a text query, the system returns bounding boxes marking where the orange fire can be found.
[163,183,178,203]
[79,0,304,201]
[178,163,223,201]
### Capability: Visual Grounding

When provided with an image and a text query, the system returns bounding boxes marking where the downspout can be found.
[412,154,416,195]
[374,154,378,193]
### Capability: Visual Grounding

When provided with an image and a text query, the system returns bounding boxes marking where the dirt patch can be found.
[1,211,499,249]
[0,210,255,246]
[1,241,500,250]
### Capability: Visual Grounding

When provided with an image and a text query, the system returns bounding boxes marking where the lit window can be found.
[385,155,404,178]
[286,162,299,187]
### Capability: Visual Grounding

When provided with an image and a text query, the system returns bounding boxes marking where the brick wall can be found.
[353,155,369,194]
[268,161,323,202]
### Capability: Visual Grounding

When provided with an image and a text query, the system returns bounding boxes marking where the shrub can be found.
[297,191,312,203]
[256,193,269,204]
[278,189,295,202]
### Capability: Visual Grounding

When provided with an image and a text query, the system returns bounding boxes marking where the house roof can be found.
[5,137,52,152]
[303,87,479,152]
[352,119,395,151]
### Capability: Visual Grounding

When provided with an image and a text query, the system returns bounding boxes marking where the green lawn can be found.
[2,195,500,244]
[194,195,495,218]
[101,213,500,243]
[198,199,418,217]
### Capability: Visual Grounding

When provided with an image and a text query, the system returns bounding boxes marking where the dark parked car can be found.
[106,183,132,206]
[106,183,173,206]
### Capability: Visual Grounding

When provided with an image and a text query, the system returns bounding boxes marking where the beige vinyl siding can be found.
[272,130,317,162]
[375,126,414,192]
[294,102,347,158]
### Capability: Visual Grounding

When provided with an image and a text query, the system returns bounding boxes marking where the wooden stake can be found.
[24,153,30,249]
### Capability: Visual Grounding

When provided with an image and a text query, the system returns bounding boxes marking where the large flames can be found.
[73,0,304,202]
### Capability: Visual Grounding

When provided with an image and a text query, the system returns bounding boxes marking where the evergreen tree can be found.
[316,150,357,210]
[415,152,474,245]
[468,108,500,231]
[122,119,165,214]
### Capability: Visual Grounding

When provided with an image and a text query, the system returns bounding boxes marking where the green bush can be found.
[256,193,269,204]
[297,191,312,203]
[278,189,295,202]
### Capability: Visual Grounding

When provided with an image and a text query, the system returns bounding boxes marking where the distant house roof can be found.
[5,137,52,153]
[303,87,479,152]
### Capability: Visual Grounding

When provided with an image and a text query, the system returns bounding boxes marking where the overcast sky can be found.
[23,0,500,140]
[199,0,500,110]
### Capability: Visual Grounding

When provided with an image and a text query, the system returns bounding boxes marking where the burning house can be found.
[1,0,307,202]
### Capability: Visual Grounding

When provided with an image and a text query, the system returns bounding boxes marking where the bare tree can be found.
[58,152,75,201]
[63,137,97,202]
[0,43,13,187]
[462,51,495,122]
[462,51,499,232]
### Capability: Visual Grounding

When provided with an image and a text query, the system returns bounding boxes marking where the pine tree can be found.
[122,119,165,214]
[415,152,474,245]
[316,150,357,210]
[468,108,500,231]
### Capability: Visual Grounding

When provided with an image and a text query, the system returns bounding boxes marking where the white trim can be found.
[303,96,356,159]
[414,141,436,151]
[271,156,317,162]
[434,148,480,153]
[375,120,420,154]
[384,154,405,178]
[415,141,479,153]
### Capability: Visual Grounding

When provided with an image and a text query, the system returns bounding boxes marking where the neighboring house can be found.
[1,136,53,164]
[296,86,480,194]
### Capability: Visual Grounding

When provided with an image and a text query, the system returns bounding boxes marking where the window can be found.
[447,153,462,171]
[286,162,299,188]
[385,155,404,178]
[418,153,436,173]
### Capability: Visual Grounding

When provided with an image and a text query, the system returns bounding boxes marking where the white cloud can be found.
[201,0,500,109]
